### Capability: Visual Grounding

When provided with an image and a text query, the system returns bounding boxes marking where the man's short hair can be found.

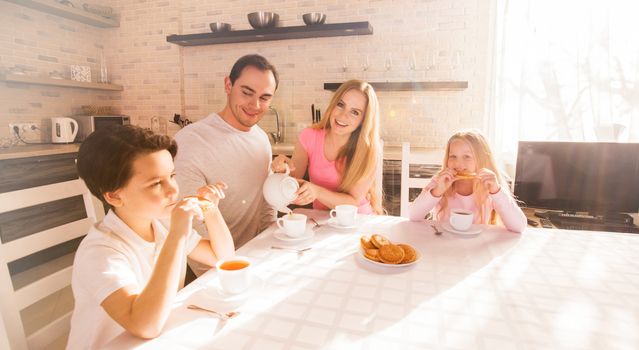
[76,125,178,204]
[229,54,279,90]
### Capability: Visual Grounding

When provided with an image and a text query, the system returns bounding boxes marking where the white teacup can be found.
[276,213,307,238]
[329,204,358,227]
[215,256,251,294]
[449,209,474,231]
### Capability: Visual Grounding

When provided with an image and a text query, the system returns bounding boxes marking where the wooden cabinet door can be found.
[0,153,78,193]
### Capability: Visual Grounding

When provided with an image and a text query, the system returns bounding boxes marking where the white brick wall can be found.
[2,0,491,147]
[0,1,120,141]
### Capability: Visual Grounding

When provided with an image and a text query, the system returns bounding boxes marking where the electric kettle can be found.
[51,117,78,143]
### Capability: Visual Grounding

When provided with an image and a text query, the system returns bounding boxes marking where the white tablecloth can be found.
[105,209,639,350]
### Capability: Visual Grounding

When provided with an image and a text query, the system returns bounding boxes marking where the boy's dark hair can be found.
[229,54,279,90]
[76,124,178,205]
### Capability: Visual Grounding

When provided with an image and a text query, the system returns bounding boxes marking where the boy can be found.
[67,125,234,349]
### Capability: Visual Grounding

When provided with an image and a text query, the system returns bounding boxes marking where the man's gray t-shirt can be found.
[174,113,274,248]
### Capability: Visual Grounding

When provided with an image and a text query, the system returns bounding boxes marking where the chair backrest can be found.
[0,179,103,350]
[376,139,384,214]
[400,142,443,218]
[0,314,11,350]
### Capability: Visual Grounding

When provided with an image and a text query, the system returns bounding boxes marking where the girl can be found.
[272,79,383,214]
[409,130,526,232]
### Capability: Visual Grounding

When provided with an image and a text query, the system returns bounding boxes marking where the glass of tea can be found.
[215,256,251,294]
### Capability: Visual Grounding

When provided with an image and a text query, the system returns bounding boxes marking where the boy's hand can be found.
[196,181,227,208]
[271,154,295,173]
[429,168,456,197]
[477,168,501,194]
[169,197,204,239]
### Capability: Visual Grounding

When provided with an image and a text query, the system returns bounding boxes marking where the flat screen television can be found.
[513,141,639,216]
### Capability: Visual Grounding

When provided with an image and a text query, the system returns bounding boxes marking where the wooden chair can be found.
[400,142,442,218]
[0,179,103,350]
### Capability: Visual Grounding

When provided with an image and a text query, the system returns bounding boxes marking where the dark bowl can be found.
[247,11,279,29]
[302,12,326,25]
[209,22,231,32]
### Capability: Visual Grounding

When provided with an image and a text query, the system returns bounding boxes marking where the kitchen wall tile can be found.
[3,0,490,148]
[0,1,119,142]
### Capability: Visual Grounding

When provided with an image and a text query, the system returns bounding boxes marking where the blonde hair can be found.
[436,129,511,224]
[314,80,383,214]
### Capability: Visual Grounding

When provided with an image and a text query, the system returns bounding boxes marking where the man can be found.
[174,54,279,271]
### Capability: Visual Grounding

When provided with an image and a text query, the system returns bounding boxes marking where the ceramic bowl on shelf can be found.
[209,22,231,32]
[247,11,279,29]
[302,12,326,25]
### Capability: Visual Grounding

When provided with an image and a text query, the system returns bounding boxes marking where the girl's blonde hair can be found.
[437,129,511,224]
[314,80,383,214]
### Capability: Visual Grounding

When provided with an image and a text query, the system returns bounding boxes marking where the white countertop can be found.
[0,143,80,160]
[105,209,639,349]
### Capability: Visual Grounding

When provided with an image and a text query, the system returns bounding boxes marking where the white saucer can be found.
[273,229,314,242]
[327,217,358,230]
[358,249,421,268]
[441,222,482,235]
[204,276,264,304]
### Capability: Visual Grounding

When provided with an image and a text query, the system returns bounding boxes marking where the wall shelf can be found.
[1,74,123,91]
[324,81,468,92]
[4,0,119,28]
[167,21,373,46]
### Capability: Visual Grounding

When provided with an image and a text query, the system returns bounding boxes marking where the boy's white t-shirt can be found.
[66,210,201,349]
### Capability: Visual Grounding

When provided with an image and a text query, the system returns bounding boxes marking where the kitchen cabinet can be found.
[0,151,102,277]
[167,21,372,46]
[3,0,119,28]
[0,150,103,349]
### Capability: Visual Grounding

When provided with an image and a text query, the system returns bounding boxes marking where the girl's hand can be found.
[429,168,456,197]
[271,155,296,173]
[196,181,227,208]
[169,197,204,239]
[477,168,501,194]
[293,180,319,205]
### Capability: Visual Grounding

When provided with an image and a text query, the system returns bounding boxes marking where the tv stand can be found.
[551,212,634,225]
[547,211,638,233]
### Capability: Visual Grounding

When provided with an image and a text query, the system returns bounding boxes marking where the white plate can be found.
[203,276,264,304]
[358,248,421,268]
[327,217,359,230]
[273,229,314,242]
[441,222,482,235]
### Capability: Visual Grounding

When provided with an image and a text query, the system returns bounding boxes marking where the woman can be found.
[272,79,383,214]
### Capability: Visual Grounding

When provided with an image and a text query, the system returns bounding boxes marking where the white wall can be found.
[2,0,493,148]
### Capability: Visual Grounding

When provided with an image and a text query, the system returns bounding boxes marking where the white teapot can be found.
[262,164,299,213]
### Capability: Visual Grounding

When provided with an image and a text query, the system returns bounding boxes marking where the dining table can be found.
[104,209,639,350]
